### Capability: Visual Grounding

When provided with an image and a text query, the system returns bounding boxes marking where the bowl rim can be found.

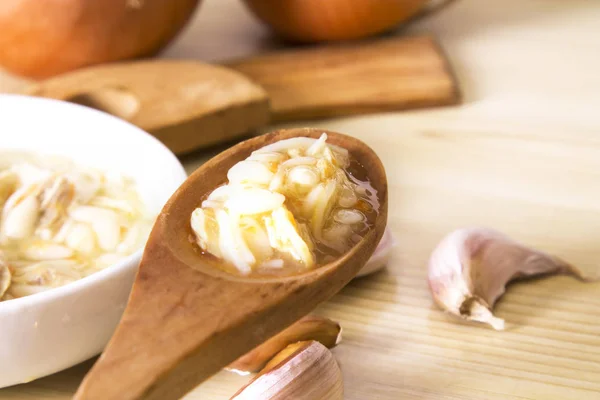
[0,94,188,312]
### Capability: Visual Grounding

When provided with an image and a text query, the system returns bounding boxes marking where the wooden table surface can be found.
[1,0,600,399]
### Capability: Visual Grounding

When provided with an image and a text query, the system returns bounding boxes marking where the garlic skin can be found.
[227,315,342,374]
[355,227,395,277]
[230,341,343,400]
[428,228,590,330]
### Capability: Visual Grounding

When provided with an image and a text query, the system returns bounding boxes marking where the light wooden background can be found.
[1,0,599,399]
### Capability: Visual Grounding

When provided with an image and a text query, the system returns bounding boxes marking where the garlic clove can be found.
[224,188,285,215]
[306,133,328,156]
[36,176,76,239]
[89,196,136,214]
[9,163,51,187]
[428,227,592,330]
[310,180,338,240]
[227,315,342,374]
[1,186,40,241]
[265,207,315,268]
[230,341,343,400]
[355,227,396,278]
[66,222,98,255]
[333,209,364,225]
[248,151,287,165]
[115,223,142,255]
[23,243,74,261]
[228,160,275,186]
[288,165,320,188]
[69,206,121,251]
[215,210,255,274]
[67,170,102,204]
[0,170,18,208]
[259,341,310,374]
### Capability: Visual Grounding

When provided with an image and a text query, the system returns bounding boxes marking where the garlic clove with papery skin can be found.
[227,315,342,374]
[355,227,396,277]
[230,341,343,400]
[428,227,592,330]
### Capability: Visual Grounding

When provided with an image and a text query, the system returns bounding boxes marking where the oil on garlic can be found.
[190,134,379,276]
[0,151,154,301]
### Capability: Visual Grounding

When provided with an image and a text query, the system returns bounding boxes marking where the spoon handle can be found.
[74,231,380,400]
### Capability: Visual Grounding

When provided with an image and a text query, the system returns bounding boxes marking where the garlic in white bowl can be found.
[0,152,155,301]
[0,94,186,388]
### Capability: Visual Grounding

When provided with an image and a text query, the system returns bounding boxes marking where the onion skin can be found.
[0,0,201,79]
[241,0,428,43]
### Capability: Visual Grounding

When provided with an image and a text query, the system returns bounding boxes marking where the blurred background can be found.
[1,0,598,129]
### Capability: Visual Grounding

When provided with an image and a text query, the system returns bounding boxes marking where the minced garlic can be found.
[0,152,154,301]
[190,134,378,275]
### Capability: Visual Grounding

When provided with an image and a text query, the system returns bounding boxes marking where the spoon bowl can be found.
[74,128,388,400]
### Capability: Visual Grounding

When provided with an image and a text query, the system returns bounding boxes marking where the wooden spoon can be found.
[74,128,388,400]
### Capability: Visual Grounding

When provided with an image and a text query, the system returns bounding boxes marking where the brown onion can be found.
[241,0,428,43]
[0,0,201,79]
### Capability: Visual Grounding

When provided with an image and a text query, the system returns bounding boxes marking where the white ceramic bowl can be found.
[0,95,187,388]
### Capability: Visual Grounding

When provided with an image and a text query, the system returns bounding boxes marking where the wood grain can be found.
[2,115,599,400]
[226,35,460,122]
[22,35,459,157]
[24,61,271,155]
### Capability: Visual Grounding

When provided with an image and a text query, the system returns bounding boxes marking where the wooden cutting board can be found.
[224,36,459,122]
[3,114,599,400]
[24,36,459,155]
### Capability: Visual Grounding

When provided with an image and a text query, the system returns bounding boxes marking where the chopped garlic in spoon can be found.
[190,134,378,275]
